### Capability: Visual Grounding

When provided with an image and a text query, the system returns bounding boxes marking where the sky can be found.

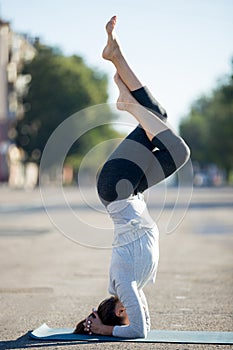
[1,0,233,130]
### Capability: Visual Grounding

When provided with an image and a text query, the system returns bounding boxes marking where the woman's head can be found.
[74,296,129,334]
[97,296,129,326]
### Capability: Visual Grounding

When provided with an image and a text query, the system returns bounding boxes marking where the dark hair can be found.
[74,296,125,334]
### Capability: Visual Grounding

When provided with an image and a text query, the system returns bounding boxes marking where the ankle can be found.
[111,48,123,63]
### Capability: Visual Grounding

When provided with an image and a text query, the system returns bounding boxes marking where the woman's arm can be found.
[112,280,148,338]
[139,289,151,332]
[85,281,148,338]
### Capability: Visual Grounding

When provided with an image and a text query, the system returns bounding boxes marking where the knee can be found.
[173,137,190,169]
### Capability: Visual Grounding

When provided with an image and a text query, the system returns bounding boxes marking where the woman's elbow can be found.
[132,326,147,339]
[137,329,147,339]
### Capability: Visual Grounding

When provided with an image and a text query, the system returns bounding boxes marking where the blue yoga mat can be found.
[30,323,233,344]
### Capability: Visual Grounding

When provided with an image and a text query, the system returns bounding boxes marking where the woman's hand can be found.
[83,310,113,336]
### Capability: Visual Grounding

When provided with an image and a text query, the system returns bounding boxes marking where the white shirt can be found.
[107,194,159,338]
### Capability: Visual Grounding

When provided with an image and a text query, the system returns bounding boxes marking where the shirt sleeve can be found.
[112,280,148,338]
[139,289,151,331]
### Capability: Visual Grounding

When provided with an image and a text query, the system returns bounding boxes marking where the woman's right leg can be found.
[102,16,142,92]
[103,16,169,141]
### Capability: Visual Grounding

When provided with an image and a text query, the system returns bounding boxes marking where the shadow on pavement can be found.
[0,332,89,349]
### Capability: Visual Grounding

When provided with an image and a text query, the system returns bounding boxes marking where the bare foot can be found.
[102,16,122,61]
[114,73,136,111]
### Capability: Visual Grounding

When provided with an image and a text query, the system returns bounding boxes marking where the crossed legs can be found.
[97,16,190,205]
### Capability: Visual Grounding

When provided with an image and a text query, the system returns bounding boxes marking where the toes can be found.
[110,15,117,27]
[106,16,117,34]
[111,15,117,24]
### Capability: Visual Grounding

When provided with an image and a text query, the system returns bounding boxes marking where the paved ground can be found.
[0,185,232,349]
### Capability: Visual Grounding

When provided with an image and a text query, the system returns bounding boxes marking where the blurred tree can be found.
[207,75,233,181]
[14,43,120,172]
[179,59,233,182]
[179,97,210,163]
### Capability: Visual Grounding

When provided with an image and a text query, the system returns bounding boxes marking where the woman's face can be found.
[115,300,130,325]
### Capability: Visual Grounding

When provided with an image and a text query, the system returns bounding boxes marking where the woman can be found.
[74,16,190,338]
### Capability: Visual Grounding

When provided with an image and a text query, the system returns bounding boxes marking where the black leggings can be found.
[97,86,189,206]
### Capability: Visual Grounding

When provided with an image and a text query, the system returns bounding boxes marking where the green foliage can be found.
[14,43,120,169]
[179,60,233,182]
[179,97,210,163]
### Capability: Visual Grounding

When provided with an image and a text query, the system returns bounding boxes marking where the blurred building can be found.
[193,162,226,187]
[0,19,36,182]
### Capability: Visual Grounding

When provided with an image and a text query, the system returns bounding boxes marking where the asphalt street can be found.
[0,185,232,349]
